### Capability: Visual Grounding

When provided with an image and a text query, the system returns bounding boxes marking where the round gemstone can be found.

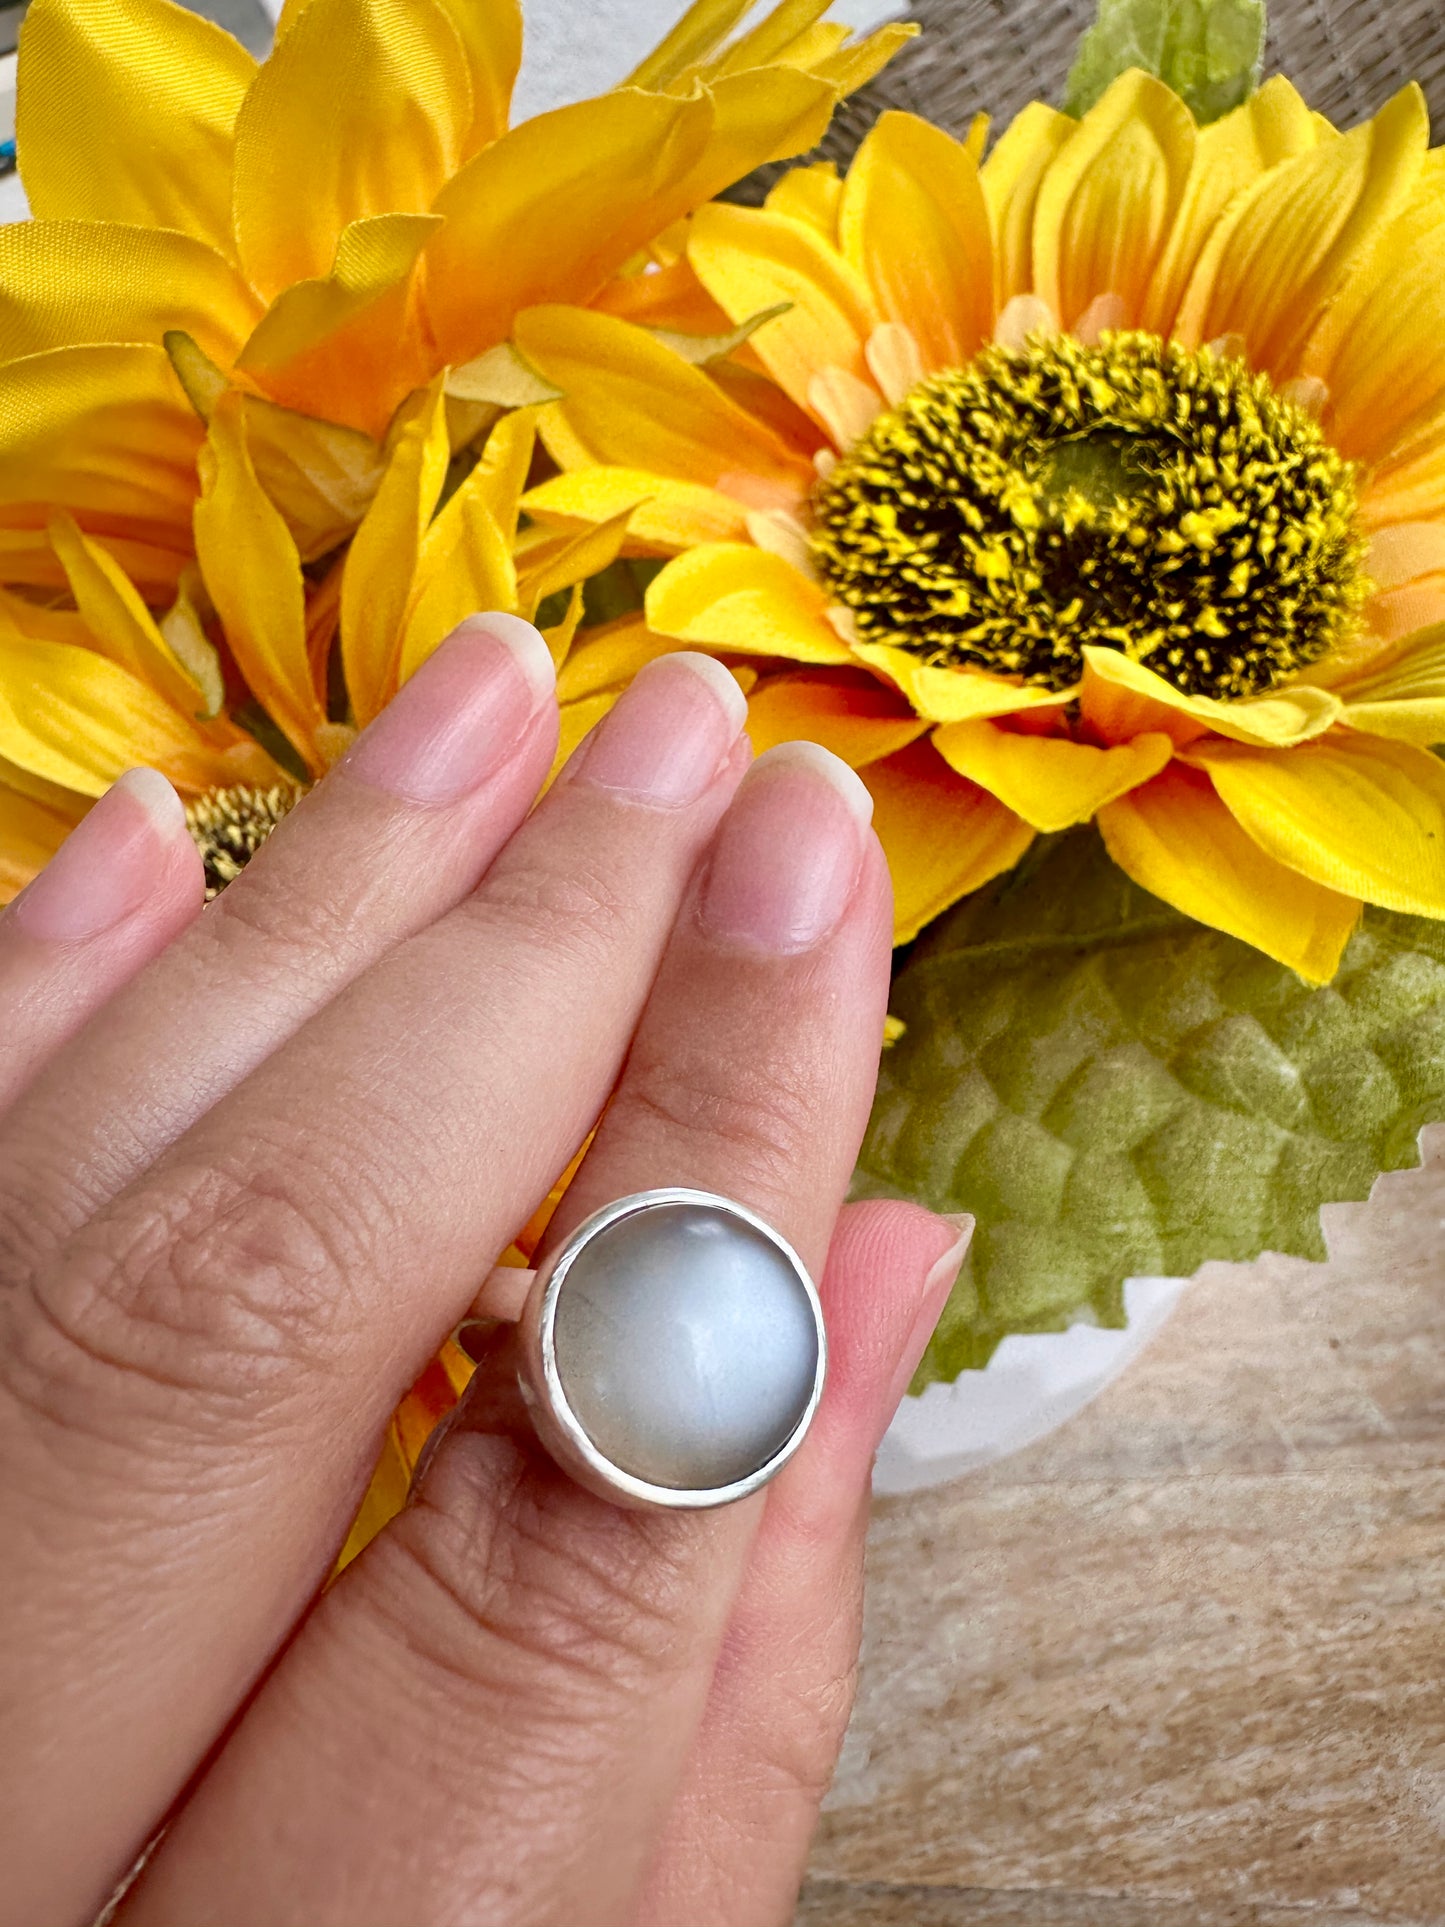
[550,1199,821,1491]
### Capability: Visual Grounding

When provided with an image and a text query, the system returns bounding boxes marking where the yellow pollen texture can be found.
[185,783,303,899]
[810,331,1367,700]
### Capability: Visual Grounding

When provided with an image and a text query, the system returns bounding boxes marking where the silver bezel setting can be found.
[517,1187,827,1510]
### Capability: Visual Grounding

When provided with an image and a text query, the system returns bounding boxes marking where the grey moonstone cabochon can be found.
[551,1202,820,1491]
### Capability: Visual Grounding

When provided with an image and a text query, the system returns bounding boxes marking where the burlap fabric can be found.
[738,0,1445,195]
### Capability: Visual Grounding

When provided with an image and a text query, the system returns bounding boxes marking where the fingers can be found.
[0,770,202,1112]
[0,614,559,1271]
[0,650,749,1927]
[640,1200,970,1927]
[115,744,893,1927]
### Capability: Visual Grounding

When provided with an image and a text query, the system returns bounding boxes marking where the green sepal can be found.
[1063,0,1266,124]
[856,831,1445,1387]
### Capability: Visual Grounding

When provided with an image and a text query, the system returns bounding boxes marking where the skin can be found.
[0,615,968,1927]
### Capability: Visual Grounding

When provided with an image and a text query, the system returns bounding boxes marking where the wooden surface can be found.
[802,1132,1445,1925]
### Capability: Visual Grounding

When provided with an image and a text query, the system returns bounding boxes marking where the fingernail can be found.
[700,741,872,954]
[886,1214,972,1414]
[12,768,187,943]
[343,613,555,805]
[567,652,747,808]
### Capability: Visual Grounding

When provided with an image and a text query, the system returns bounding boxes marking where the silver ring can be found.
[517,1188,826,1510]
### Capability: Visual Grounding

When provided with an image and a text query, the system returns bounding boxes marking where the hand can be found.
[0,616,968,1927]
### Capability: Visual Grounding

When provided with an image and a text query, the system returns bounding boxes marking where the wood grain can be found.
[802,1132,1445,1924]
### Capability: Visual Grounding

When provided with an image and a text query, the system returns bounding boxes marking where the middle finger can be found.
[0,650,748,1927]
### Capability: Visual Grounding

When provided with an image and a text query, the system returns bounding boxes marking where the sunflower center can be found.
[809,331,1367,700]
[185,783,303,899]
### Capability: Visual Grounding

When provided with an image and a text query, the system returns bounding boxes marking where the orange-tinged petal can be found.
[836,111,993,373]
[669,65,838,187]
[979,100,1074,307]
[0,344,200,546]
[17,0,252,254]
[233,0,471,298]
[645,543,851,664]
[515,305,812,505]
[1032,71,1196,330]
[766,160,843,240]
[1174,84,1428,377]
[0,622,276,798]
[1184,731,1445,916]
[47,512,201,718]
[0,222,261,367]
[398,493,518,684]
[1142,75,1318,336]
[848,641,1074,725]
[1079,645,1341,747]
[688,201,879,418]
[933,720,1174,832]
[625,0,755,88]
[523,468,751,550]
[590,255,735,334]
[1319,620,1445,705]
[424,89,716,366]
[861,739,1034,944]
[195,395,328,771]
[746,671,927,766]
[235,214,442,438]
[0,768,86,900]
[341,381,451,727]
[0,525,186,599]
[1098,764,1359,981]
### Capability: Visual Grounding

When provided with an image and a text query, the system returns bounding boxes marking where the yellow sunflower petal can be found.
[979,100,1074,308]
[47,512,200,718]
[238,394,387,567]
[398,494,518,684]
[424,89,716,366]
[688,201,879,417]
[0,222,261,368]
[553,690,617,783]
[1142,75,1318,336]
[1080,645,1341,747]
[1342,698,1445,746]
[233,0,470,298]
[746,671,928,766]
[467,408,537,546]
[556,618,686,703]
[860,739,1035,944]
[1174,83,1428,376]
[932,720,1174,832]
[0,623,274,798]
[523,468,751,551]
[0,344,200,544]
[515,305,812,505]
[235,214,442,438]
[433,0,520,156]
[517,509,635,616]
[1185,730,1445,916]
[645,543,852,663]
[766,160,843,240]
[0,526,185,600]
[848,640,1075,725]
[341,381,451,726]
[1098,764,1360,982]
[195,395,328,772]
[0,768,87,900]
[1032,70,1196,329]
[1321,620,1445,704]
[17,0,253,253]
[835,111,993,374]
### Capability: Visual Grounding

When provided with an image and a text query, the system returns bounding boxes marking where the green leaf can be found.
[1063,0,1266,124]
[857,831,1445,1386]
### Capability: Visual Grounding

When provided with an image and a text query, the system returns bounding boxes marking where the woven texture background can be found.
[804,0,1445,178]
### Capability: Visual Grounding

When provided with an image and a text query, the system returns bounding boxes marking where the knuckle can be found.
[616,1035,818,1182]
[3,1155,364,1444]
[375,1433,707,1714]
[467,851,636,973]
[194,856,368,985]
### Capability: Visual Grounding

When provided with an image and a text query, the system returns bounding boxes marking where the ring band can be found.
[516,1188,826,1510]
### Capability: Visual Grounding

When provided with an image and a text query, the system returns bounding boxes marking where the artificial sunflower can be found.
[519,69,1445,982]
[0,0,909,896]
